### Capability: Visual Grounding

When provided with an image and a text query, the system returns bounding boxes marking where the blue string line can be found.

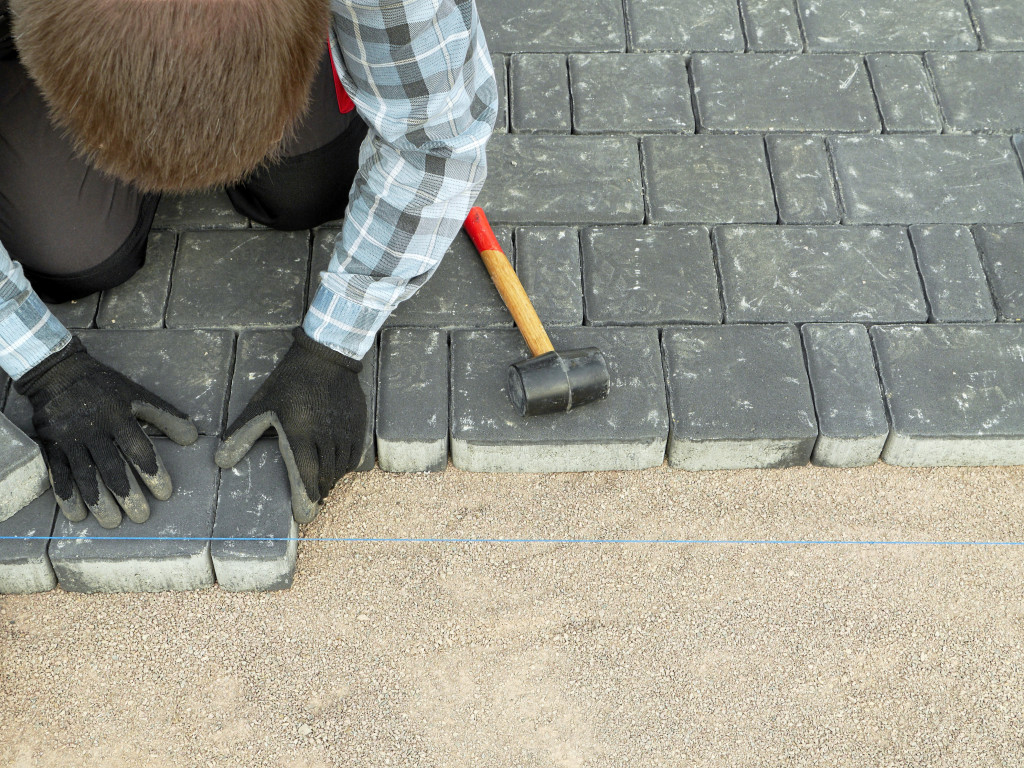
[2,536,1024,545]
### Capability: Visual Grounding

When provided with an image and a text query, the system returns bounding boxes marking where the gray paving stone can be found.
[662,325,818,470]
[450,327,668,472]
[0,491,58,595]
[797,0,977,52]
[312,228,514,331]
[0,413,49,524]
[97,231,176,329]
[166,230,308,329]
[909,225,996,323]
[492,54,508,134]
[476,136,644,225]
[515,227,584,327]
[153,190,248,230]
[46,296,97,330]
[643,135,777,224]
[48,438,219,593]
[766,135,840,224]
[569,54,693,134]
[739,0,803,52]
[510,54,571,134]
[974,225,1024,322]
[871,325,1024,466]
[927,53,1024,133]
[971,0,1024,50]
[6,330,234,437]
[477,0,625,53]
[801,324,888,467]
[212,441,298,592]
[227,330,377,472]
[716,225,928,323]
[624,0,743,52]
[830,136,1024,224]
[691,54,880,133]
[865,55,942,134]
[581,226,721,325]
[377,329,449,474]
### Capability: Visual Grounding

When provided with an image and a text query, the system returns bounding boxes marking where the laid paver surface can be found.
[3,0,1024,597]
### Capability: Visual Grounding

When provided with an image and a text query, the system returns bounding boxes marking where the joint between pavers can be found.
[919,55,951,134]
[735,0,751,52]
[961,0,986,52]
[159,231,182,329]
[707,226,728,325]
[685,57,703,135]
[822,136,849,224]
[760,134,784,225]
[862,55,889,134]
[903,226,937,323]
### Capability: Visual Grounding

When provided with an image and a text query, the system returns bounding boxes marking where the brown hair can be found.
[11,0,330,192]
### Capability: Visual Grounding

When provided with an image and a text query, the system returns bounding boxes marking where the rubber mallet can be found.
[463,206,610,416]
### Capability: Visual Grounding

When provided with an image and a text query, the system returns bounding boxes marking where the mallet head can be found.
[507,348,611,417]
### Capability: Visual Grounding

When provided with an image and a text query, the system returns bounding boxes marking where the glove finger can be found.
[43,445,88,523]
[115,422,173,501]
[88,439,150,524]
[132,401,199,446]
[215,411,275,469]
[277,432,320,525]
[317,441,338,501]
[66,444,122,529]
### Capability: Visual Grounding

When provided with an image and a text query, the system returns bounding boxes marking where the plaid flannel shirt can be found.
[0,0,497,378]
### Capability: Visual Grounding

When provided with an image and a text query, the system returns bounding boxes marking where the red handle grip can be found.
[464,207,504,254]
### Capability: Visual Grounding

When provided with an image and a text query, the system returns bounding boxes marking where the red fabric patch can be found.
[331,54,355,114]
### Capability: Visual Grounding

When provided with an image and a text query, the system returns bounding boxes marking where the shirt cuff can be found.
[303,281,391,361]
[0,288,72,380]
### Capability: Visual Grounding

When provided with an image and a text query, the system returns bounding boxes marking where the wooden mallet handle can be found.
[464,207,555,358]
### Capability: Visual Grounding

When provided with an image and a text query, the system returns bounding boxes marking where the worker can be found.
[0,0,497,528]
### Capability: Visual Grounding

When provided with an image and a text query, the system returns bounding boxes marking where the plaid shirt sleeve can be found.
[305,0,498,360]
[0,242,72,379]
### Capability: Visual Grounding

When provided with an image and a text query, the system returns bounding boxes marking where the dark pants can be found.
[0,26,366,303]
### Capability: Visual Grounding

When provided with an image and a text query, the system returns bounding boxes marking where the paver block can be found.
[48,438,219,593]
[871,325,1024,466]
[974,225,1024,322]
[766,135,840,224]
[6,330,234,437]
[515,227,584,327]
[477,0,625,53]
[927,53,1024,133]
[97,231,176,329]
[801,324,888,467]
[450,327,668,473]
[971,0,1024,50]
[492,54,508,134]
[227,330,377,472]
[0,413,49,523]
[581,226,721,325]
[909,225,996,323]
[662,325,818,470]
[692,54,880,133]
[717,225,927,323]
[830,136,1024,224]
[510,54,571,133]
[797,0,977,52]
[865,54,942,134]
[643,135,776,224]
[0,491,58,595]
[476,136,644,225]
[739,0,803,52]
[153,190,248,230]
[377,329,449,473]
[166,230,308,329]
[569,54,693,134]
[212,441,298,592]
[46,296,97,330]
[312,228,514,330]
[624,0,743,52]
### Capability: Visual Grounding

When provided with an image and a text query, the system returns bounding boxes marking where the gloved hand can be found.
[215,327,366,524]
[14,337,199,528]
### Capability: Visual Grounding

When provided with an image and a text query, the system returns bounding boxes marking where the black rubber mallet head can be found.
[465,207,611,416]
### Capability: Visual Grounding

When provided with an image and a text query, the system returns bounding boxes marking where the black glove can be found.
[14,337,199,528]
[215,327,366,524]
